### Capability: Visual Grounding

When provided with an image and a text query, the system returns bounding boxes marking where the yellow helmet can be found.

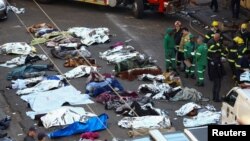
[241,23,248,29]
[211,21,219,27]
[233,36,244,44]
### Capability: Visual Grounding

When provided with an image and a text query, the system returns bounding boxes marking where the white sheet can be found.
[0,42,35,55]
[21,85,93,115]
[39,106,96,128]
[64,65,97,79]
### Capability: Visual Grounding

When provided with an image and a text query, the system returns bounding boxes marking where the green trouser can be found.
[165,49,176,70]
[185,62,195,76]
[197,65,205,84]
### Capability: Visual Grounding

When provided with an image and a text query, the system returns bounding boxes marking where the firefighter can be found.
[204,21,222,43]
[184,34,196,79]
[236,36,247,60]
[195,37,208,87]
[164,28,176,72]
[237,23,250,48]
[235,50,250,83]
[226,38,238,79]
[178,27,190,71]
[173,21,183,67]
[207,33,225,80]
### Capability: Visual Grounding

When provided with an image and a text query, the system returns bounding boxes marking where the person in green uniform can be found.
[184,34,196,79]
[195,37,208,86]
[164,28,176,72]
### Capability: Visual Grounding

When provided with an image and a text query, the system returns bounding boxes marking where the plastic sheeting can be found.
[21,85,94,116]
[40,106,96,128]
[175,102,201,116]
[118,116,171,129]
[183,111,221,127]
[170,87,203,102]
[0,54,47,68]
[67,27,110,46]
[48,113,109,138]
[64,65,97,79]
[7,6,25,14]
[16,80,63,95]
[0,42,35,55]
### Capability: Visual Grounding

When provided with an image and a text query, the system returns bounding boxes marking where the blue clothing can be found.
[48,113,108,138]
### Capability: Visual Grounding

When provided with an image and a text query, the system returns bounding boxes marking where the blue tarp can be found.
[48,113,109,138]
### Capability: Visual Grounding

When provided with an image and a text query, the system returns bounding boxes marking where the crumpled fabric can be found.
[0,42,36,55]
[40,106,96,128]
[175,102,201,116]
[183,111,221,127]
[118,115,171,129]
[99,45,140,64]
[48,113,108,138]
[51,46,91,59]
[16,79,63,95]
[21,85,94,115]
[79,132,99,140]
[170,87,203,102]
[138,74,165,82]
[30,31,68,46]
[86,78,124,97]
[0,54,48,68]
[0,116,11,130]
[138,81,176,100]
[68,27,110,46]
[7,6,25,14]
[7,64,51,80]
[27,23,54,33]
[9,75,62,90]
[64,65,97,79]
[46,34,81,48]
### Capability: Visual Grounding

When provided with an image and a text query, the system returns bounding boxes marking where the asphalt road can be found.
[0,0,235,140]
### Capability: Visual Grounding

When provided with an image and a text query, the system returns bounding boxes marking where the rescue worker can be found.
[164,28,177,72]
[236,36,247,60]
[173,21,183,67]
[226,38,238,79]
[178,27,190,71]
[235,50,250,82]
[195,37,208,87]
[207,33,224,80]
[209,51,225,102]
[204,21,222,43]
[231,0,241,19]
[237,23,250,48]
[184,34,196,79]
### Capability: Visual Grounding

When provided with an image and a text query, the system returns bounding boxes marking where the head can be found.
[211,21,219,30]
[241,23,248,32]
[233,36,244,45]
[182,27,189,36]
[174,21,182,30]
[196,36,204,45]
[37,132,47,141]
[189,34,195,42]
[166,28,174,36]
[213,33,220,42]
[27,127,37,138]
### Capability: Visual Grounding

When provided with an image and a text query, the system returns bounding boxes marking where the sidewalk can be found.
[0,91,24,141]
[187,0,250,40]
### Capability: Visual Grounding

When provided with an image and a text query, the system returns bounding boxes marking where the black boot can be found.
[0,133,7,138]
[185,73,189,78]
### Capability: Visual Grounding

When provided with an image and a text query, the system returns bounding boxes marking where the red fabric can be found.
[80,132,99,140]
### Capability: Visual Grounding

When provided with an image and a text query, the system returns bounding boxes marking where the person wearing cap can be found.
[195,37,208,87]
[237,23,250,47]
[235,36,247,60]
[231,0,241,19]
[209,51,225,102]
[184,34,196,79]
[164,28,177,72]
[23,126,37,141]
[37,132,47,141]
[207,33,225,80]
[204,21,222,43]
[178,27,190,72]
[210,0,218,12]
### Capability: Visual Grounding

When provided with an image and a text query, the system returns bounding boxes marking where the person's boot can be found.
[47,64,55,71]
[190,74,196,79]
[185,73,189,78]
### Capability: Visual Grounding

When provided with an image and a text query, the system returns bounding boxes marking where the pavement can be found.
[0,0,248,140]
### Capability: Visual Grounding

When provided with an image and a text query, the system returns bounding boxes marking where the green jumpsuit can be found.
[184,41,196,77]
[164,28,176,71]
[195,43,208,85]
